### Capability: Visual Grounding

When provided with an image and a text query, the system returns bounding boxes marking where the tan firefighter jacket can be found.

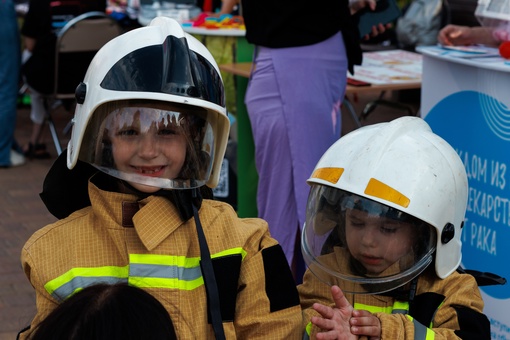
[21,179,303,339]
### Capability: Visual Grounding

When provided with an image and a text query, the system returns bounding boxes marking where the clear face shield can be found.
[79,100,215,191]
[302,185,436,294]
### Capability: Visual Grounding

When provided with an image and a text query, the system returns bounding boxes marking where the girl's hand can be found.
[311,285,357,340]
[350,309,381,340]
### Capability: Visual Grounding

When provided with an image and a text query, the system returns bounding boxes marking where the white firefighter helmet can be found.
[302,116,468,294]
[67,16,229,189]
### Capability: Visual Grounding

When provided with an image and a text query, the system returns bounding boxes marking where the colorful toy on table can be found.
[183,13,244,30]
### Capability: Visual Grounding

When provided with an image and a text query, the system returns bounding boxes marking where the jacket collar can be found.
[88,181,186,251]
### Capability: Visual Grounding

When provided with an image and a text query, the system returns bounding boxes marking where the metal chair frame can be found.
[43,11,123,155]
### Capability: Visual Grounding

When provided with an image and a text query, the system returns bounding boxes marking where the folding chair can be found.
[43,11,123,155]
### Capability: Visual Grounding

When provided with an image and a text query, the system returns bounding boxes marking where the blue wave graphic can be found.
[426,91,510,299]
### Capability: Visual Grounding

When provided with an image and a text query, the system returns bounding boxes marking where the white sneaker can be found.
[10,150,26,167]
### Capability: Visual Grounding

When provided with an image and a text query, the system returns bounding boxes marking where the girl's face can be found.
[345,208,415,275]
[109,110,187,193]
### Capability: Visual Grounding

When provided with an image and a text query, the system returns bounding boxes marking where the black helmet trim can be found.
[100,36,225,108]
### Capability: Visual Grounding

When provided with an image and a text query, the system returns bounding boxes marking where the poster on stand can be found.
[419,46,510,340]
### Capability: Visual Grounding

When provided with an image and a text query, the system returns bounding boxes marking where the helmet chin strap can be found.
[145,185,226,339]
[116,180,195,220]
[119,180,215,223]
[191,188,226,340]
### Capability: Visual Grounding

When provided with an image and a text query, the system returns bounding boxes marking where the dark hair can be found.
[29,283,177,340]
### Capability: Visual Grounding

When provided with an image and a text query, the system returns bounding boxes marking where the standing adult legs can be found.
[0,0,24,167]
[245,32,348,281]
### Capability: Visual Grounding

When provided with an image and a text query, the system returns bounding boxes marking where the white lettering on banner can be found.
[491,160,507,190]
[458,150,507,190]
[459,150,488,184]
[466,218,497,255]
[466,188,510,226]
[490,317,510,340]
[456,150,510,257]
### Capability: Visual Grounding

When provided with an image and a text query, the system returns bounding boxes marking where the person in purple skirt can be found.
[240,0,381,282]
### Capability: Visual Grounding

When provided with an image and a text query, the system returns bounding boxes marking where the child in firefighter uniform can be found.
[298,117,491,339]
[19,17,302,339]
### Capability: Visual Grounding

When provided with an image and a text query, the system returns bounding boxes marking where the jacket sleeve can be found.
[297,268,338,338]
[377,272,490,340]
[233,227,303,339]
[19,246,60,340]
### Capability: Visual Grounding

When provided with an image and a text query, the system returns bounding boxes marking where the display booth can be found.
[418,45,510,339]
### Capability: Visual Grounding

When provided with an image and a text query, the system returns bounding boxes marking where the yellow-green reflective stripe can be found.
[354,302,393,314]
[130,253,200,267]
[129,276,204,290]
[406,315,435,340]
[305,322,312,336]
[392,301,410,314]
[212,247,247,260]
[45,266,129,301]
[429,301,444,328]
[130,247,247,266]
[354,301,409,314]
[45,248,246,301]
[129,248,246,290]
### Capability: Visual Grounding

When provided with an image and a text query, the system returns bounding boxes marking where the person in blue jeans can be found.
[0,0,26,168]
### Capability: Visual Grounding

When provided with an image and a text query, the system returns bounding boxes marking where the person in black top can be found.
[237,0,380,282]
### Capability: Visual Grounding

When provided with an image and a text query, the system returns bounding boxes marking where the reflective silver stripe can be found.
[49,263,203,300]
[129,263,202,281]
[51,277,127,302]
[414,319,427,340]
[392,308,408,314]
[48,249,245,301]
[412,317,435,340]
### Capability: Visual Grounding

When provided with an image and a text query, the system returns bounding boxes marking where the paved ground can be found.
[0,105,65,340]
[0,91,418,339]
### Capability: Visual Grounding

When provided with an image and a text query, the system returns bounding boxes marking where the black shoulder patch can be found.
[212,254,242,322]
[409,292,445,326]
[453,306,491,340]
[262,245,300,312]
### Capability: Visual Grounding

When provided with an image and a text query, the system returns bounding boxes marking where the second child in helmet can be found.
[298,117,491,339]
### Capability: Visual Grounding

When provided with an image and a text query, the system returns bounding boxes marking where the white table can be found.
[220,50,423,128]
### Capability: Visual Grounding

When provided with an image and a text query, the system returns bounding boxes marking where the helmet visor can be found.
[79,100,214,189]
[302,185,436,294]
